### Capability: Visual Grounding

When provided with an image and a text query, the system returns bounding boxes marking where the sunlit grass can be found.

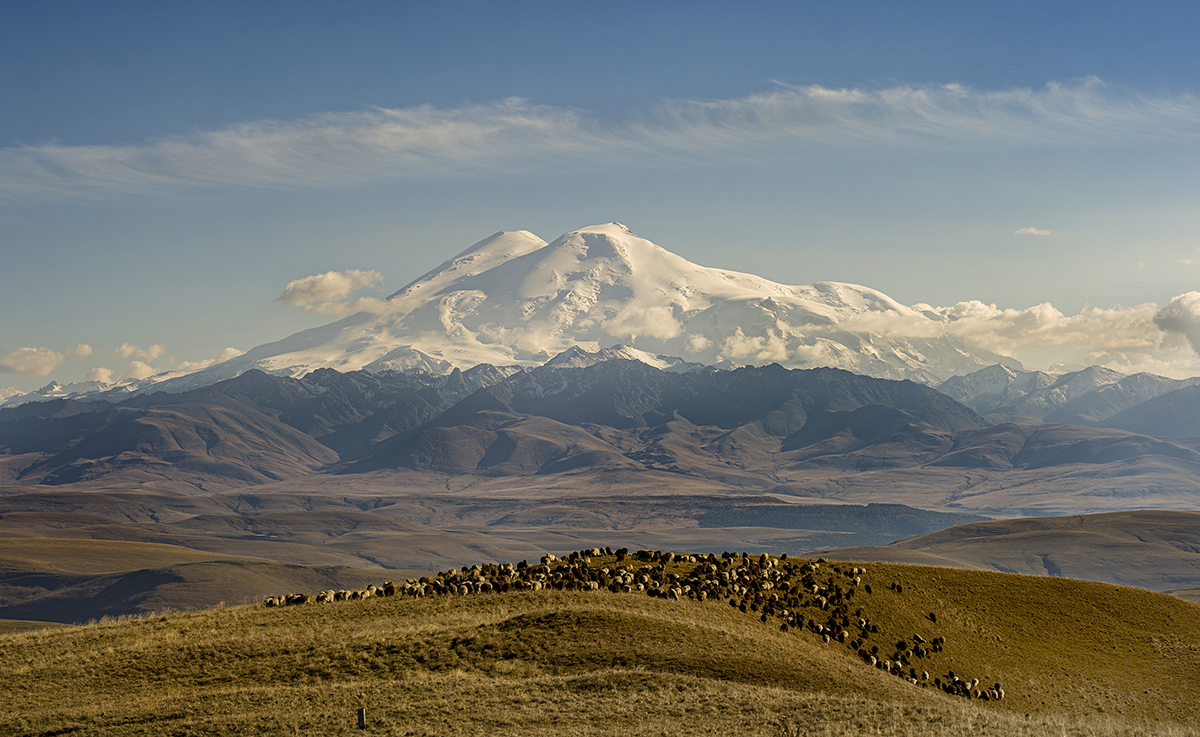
[2,558,1198,735]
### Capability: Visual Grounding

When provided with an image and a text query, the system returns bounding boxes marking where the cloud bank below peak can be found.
[2,78,1197,201]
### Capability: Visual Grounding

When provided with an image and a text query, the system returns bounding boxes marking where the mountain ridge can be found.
[939,362,1200,427]
[7,360,1200,516]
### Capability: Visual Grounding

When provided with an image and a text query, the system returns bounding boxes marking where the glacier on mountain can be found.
[151,222,1018,390]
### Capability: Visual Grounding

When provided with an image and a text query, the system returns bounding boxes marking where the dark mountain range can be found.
[342,361,986,477]
[152,363,515,457]
[0,394,337,490]
[0,361,986,490]
[3,359,1200,515]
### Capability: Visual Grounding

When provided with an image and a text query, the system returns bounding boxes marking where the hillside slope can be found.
[1,556,1198,735]
[816,510,1200,591]
[0,538,391,623]
[0,394,338,491]
[1101,384,1200,438]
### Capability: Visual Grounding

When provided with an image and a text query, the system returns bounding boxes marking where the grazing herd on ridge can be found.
[263,546,1005,703]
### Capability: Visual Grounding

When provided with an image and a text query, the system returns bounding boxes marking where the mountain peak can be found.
[387,229,547,301]
[544,344,705,372]
[575,222,635,236]
[78,223,1027,399]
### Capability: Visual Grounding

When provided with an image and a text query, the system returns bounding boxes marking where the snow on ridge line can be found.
[0,343,726,409]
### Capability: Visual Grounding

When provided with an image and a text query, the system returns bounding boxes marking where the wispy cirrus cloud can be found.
[1015,227,1054,236]
[1,78,1197,201]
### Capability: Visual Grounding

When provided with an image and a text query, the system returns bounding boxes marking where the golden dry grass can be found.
[1,557,1198,736]
[0,618,73,635]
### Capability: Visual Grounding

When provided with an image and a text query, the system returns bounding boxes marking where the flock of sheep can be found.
[263,546,1005,702]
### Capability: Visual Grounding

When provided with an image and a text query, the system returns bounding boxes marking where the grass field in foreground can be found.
[1,557,1199,736]
[0,618,73,635]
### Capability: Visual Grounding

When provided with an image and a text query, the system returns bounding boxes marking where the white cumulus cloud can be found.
[0,346,65,376]
[1153,292,1200,354]
[837,294,1200,378]
[83,367,114,384]
[120,360,158,381]
[602,305,683,341]
[1014,227,1054,236]
[114,343,167,361]
[720,327,790,363]
[278,270,386,316]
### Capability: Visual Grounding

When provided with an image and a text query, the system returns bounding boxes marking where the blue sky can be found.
[2,1,1199,391]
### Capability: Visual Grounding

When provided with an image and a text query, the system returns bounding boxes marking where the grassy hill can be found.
[1,555,1198,735]
[0,618,72,635]
[815,510,1200,591]
[0,538,407,623]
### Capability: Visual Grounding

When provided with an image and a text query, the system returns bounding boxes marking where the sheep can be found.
[254,547,997,700]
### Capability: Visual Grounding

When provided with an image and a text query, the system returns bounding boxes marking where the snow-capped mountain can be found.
[136,222,1016,391]
[3,222,1027,409]
[3,378,120,404]
[543,345,718,373]
[939,363,1200,424]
